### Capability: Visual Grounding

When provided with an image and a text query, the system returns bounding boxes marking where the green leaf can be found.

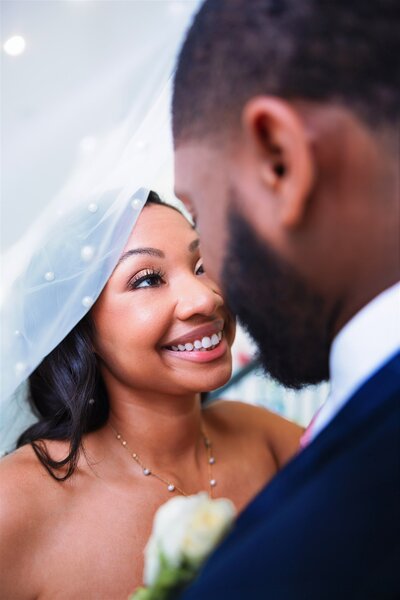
[129,552,202,600]
[129,587,153,600]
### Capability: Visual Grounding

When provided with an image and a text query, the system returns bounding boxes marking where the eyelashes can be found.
[128,267,165,290]
[127,261,205,291]
[196,262,205,276]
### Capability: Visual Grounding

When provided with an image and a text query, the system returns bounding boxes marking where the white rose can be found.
[181,494,236,563]
[143,492,236,586]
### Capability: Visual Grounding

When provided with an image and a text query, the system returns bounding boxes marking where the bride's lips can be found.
[163,319,224,348]
[161,336,228,363]
[160,318,228,364]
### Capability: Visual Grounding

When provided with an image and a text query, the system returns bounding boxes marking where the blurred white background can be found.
[1,0,201,252]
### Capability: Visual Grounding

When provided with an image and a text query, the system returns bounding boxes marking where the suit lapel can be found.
[235,351,400,532]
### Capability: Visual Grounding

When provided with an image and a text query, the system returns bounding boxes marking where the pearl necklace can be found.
[111,425,217,498]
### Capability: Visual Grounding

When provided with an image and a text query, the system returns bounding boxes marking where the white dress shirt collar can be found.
[309,281,400,442]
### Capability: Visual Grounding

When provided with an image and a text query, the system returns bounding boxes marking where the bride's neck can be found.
[105,387,204,468]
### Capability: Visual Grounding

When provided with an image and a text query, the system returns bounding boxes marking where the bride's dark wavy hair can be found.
[17,191,186,481]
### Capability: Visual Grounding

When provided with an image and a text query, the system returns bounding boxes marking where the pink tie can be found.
[299,406,323,449]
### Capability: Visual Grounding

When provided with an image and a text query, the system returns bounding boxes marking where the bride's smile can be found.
[161,326,228,363]
[161,318,224,351]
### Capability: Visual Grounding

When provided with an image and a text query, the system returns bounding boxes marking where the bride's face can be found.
[91,204,235,396]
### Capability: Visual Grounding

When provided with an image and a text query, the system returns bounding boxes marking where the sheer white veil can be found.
[0,2,201,454]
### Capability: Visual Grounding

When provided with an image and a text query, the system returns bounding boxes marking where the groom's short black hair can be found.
[172,0,399,142]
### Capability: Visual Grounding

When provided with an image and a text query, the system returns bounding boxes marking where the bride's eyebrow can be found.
[117,247,165,267]
[117,238,200,269]
[188,238,200,252]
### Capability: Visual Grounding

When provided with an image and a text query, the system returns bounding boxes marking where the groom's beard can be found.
[222,202,331,389]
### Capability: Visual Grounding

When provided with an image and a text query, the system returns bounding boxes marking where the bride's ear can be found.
[241,97,315,229]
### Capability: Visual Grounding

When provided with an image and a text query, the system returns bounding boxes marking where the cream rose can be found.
[143,492,236,587]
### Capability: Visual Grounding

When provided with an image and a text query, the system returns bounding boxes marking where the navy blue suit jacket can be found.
[181,353,400,599]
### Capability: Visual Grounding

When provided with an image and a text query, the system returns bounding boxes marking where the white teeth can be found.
[167,330,224,352]
[202,336,212,349]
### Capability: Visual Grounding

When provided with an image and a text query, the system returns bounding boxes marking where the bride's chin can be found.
[197,363,233,393]
[167,363,232,395]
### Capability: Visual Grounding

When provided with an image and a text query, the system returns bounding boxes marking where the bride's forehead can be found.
[124,204,193,249]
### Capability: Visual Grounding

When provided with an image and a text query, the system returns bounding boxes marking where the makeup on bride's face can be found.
[91,204,235,396]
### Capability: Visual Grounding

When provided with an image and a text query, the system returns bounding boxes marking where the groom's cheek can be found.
[174,143,231,286]
[195,193,232,288]
[197,214,229,289]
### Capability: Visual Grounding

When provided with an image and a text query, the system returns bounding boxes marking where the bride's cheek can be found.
[123,301,169,359]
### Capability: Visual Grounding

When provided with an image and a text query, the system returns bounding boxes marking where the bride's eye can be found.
[128,268,165,289]
[195,259,205,276]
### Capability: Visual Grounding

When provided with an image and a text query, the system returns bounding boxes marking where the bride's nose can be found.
[175,276,224,320]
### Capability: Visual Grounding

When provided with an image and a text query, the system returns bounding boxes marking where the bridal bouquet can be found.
[130,492,236,600]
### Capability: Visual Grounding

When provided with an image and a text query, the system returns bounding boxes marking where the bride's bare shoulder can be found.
[0,441,66,490]
[204,398,277,430]
[204,399,304,466]
[0,443,59,534]
[205,398,302,430]
[0,440,74,514]
[0,445,75,600]
[0,444,63,598]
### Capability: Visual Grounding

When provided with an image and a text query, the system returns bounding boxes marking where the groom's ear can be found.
[241,97,315,229]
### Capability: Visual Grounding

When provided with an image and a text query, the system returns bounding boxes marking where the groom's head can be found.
[173,0,399,388]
